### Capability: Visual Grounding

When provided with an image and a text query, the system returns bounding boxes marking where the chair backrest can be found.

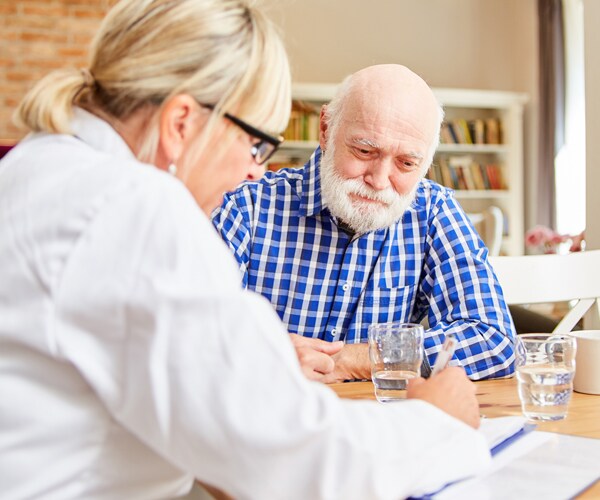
[490,250,600,334]
[468,206,503,256]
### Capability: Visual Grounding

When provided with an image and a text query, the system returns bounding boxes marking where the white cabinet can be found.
[273,83,527,255]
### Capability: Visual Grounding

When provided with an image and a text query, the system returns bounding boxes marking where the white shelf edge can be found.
[452,190,511,199]
[433,88,529,108]
[292,83,339,101]
[436,144,509,154]
[291,83,529,109]
[281,140,320,150]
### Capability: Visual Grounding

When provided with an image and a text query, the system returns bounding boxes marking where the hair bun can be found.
[80,68,95,87]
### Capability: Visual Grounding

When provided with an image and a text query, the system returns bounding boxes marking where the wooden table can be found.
[330,378,600,498]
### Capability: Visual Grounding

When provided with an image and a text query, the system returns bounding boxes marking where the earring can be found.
[168,162,177,176]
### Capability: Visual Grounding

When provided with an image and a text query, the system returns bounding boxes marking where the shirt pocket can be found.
[358,284,416,323]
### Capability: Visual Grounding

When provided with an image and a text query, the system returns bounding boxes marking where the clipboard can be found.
[432,431,600,499]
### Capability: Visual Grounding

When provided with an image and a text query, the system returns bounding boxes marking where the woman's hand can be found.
[407,366,481,429]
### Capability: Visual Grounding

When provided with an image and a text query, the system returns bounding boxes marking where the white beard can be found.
[319,143,421,234]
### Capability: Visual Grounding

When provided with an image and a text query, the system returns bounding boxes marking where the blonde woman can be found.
[0,0,490,498]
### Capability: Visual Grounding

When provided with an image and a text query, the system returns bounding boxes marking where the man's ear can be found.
[319,104,329,152]
[157,94,204,165]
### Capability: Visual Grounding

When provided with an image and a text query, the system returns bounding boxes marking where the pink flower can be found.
[525,225,577,254]
[525,225,554,246]
[569,231,585,252]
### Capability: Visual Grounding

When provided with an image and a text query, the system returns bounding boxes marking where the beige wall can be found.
[264,0,539,230]
[265,0,535,91]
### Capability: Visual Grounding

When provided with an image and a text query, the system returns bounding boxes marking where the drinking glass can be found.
[368,322,424,403]
[516,333,577,421]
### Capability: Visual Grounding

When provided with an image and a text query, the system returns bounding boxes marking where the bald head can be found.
[321,64,443,167]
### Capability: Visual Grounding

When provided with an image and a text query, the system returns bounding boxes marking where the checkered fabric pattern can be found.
[212,148,515,379]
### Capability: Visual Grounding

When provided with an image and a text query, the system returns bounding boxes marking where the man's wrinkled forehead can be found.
[337,106,433,157]
[332,65,439,138]
[340,82,437,134]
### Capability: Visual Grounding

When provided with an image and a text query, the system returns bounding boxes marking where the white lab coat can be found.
[0,108,490,499]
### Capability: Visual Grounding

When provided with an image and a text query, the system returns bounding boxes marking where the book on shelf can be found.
[427,160,441,185]
[435,158,453,188]
[485,117,502,144]
[283,101,320,142]
[439,117,503,145]
[470,118,486,145]
[449,156,474,190]
[452,119,473,144]
[440,122,459,144]
[485,163,505,189]
[470,162,487,190]
[429,156,506,191]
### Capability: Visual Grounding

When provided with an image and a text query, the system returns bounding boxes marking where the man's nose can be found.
[363,160,392,191]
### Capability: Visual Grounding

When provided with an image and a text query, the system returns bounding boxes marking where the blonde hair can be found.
[15,0,291,169]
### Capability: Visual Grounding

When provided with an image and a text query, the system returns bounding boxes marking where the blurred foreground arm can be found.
[58,184,491,499]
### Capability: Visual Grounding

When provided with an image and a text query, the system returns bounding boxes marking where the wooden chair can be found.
[468,205,503,256]
[490,250,600,334]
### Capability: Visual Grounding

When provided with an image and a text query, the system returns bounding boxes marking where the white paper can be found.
[433,432,600,499]
[478,416,529,450]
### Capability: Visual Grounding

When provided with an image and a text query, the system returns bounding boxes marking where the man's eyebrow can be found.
[404,151,424,161]
[350,137,380,149]
[349,138,425,162]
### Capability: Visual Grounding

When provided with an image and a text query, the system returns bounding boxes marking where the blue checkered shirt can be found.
[212,148,515,379]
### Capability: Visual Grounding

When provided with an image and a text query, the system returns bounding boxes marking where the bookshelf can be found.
[272,83,528,255]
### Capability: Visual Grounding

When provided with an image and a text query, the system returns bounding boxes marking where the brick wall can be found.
[0,0,115,142]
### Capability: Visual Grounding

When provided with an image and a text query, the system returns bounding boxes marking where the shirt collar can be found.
[300,146,325,217]
[70,107,137,161]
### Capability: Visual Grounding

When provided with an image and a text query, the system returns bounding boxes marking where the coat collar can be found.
[70,107,137,161]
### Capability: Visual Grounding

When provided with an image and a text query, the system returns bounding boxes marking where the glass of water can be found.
[516,333,577,421]
[368,322,424,403]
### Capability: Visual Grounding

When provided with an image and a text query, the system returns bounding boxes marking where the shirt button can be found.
[342,283,349,292]
[331,328,337,336]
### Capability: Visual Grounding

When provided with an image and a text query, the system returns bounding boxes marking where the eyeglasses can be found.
[202,104,283,165]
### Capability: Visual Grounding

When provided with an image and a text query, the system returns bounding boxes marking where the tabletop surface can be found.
[329,377,600,438]
[329,377,600,498]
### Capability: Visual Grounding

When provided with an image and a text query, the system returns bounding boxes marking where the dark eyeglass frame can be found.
[202,103,284,165]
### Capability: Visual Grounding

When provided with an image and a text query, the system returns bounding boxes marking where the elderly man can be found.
[212,64,515,382]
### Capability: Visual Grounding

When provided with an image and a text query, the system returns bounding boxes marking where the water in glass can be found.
[517,364,575,421]
[516,333,576,422]
[373,369,418,402]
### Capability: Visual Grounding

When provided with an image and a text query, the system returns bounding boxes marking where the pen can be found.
[431,334,457,376]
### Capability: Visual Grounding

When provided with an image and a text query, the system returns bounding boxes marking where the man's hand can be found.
[321,343,371,383]
[406,367,481,429]
[289,334,343,381]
